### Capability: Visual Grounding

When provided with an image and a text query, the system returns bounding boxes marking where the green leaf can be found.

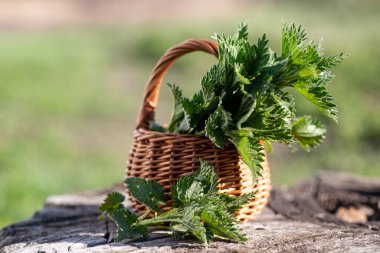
[240,91,295,142]
[237,22,249,40]
[262,140,272,153]
[205,105,233,148]
[235,94,256,129]
[201,65,224,102]
[229,135,264,180]
[167,83,185,133]
[195,159,219,195]
[234,34,274,97]
[218,192,255,215]
[250,34,271,78]
[317,53,345,70]
[125,177,167,212]
[111,209,148,241]
[172,159,218,207]
[181,204,209,244]
[292,116,326,151]
[181,91,207,131]
[295,81,338,122]
[200,203,247,243]
[231,127,293,144]
[172,177,203,208]
[99,192,125,214]
[281,23,307,57]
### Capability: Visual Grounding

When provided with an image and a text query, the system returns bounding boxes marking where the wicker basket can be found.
[126,39,271,223]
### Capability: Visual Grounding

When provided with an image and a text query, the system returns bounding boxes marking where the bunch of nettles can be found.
[151,23,344,180]
[100,160,253,244]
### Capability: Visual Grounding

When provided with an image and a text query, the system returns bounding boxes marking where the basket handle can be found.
[136,39,219,129]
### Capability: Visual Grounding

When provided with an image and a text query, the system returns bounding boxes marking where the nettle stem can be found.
[138,217,181,226]
[137,209,151,220]
[137,208,183,226]
[147,226,172,232]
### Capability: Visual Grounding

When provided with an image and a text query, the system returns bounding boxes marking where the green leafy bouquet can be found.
[152,23,344,179]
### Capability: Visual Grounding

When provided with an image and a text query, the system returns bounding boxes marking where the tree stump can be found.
[1,172,379,253]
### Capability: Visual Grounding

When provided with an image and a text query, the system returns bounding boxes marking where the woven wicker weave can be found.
[126,39,271,222]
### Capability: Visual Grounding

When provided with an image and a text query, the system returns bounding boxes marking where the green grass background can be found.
[1,0,379,227]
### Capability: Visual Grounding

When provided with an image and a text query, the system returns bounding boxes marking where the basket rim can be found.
[135,128,207,139]
[134,128,264,148]
[134,128,233,146]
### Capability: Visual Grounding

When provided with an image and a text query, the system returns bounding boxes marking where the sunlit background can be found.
[1,0,379,227]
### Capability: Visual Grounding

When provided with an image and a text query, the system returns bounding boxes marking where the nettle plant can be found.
[152,23,344,179]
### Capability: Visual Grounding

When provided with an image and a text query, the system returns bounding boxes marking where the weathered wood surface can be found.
[1,172,379,253]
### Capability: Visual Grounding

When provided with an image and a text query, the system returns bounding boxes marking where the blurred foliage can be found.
[1,0,379,227]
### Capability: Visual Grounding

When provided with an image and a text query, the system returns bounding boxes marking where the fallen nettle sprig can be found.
[99,160,254,244]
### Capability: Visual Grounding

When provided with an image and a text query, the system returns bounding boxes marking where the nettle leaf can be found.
[200,203,247,243]
[241,91,294,142]
[201,65,224,102]
[167,83,185,133]
[292,116,326,151]
[111,209,148,240]
[317,53,345,71]
[172,159,218,207]
[218,192,255,215]
[181,204,208,244]
[282,23,307,57]
[99,192,125,214]
[125,177,167,212]
[195,159,219,194]
[237,22,249,40]
[295,81,338,122]
[235,94,256,129]
[234,35,274,97]
[172,178,204,208]
[229,135,264,180]
[250,34,271,78]
[182,91,207,131]
[235,127,292,143]
[205,106,233,148]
